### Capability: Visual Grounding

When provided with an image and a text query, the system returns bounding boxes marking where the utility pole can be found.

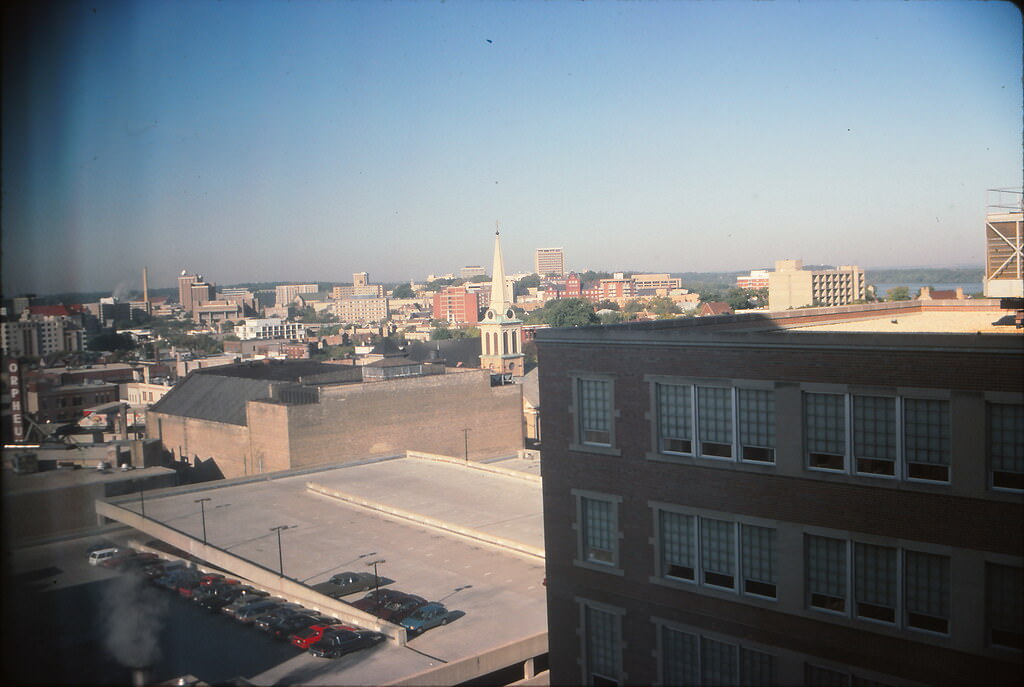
[463,428,471,464]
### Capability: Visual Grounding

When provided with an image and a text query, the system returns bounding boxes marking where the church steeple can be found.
[489,228,512,314]
[479,224,525,378]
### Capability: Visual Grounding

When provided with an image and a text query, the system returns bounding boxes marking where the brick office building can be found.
[536,303,1023,686]
[148,359,523,478]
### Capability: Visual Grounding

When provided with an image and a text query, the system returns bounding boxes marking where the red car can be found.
[290,623,355,650]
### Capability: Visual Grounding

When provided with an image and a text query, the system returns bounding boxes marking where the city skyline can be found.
[2,0,1020,296]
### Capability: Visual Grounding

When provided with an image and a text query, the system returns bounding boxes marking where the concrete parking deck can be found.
[98,451,548,686]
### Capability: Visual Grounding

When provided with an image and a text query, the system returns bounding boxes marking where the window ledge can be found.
[574,559,625,576]
[570,443,622,457]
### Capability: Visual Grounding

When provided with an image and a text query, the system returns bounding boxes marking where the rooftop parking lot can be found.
[96,452,548,685]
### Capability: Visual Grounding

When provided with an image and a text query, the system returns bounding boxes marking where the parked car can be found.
[375,592,427,623]
[89,548,130,567]
[198,584,249,611]
[267,613,329,640]
[192,579,240,605]
[252,604,302,630]
[290,624,355,650]
[221,589,271,616]
[400,602,457,636]
[231,597,286,623]
[308,630,385,658]
[350,588,406,613]
[154,568,192,590]
[311,571,379,599]
[177,573,206,599]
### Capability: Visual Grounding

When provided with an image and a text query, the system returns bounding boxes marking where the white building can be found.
[237,318,307,341]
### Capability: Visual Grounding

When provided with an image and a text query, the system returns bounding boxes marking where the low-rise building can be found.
[236,318,306,341]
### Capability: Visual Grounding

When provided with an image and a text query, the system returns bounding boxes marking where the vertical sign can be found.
[7,358,25,443]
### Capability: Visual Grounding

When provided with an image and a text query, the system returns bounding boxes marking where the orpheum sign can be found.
[7,358,24,443]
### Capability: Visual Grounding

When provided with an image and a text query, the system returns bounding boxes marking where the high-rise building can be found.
[737,270,771,290]
[536,247,566,277]
[178,271,216,314]
[461,265,487,279]
[536,303,1023,686]
[480,232,525,377]
[984,188,1023,299]
[768,260,866,310]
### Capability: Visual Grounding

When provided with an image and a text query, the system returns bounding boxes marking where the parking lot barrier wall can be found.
[404,450,541,484]
[305,481,545,561]
[94,497,409,646]
[383,631,548,686]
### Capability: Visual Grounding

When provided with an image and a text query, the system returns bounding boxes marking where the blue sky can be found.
[2,0,1020,296]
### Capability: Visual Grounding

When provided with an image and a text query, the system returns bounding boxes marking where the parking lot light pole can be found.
[462,428,471,464]
[271,525,291,576]
[367,558,385,597]
[194,497,211,543]
[139,484,145,518]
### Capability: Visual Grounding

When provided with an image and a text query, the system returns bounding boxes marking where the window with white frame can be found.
[904,550,950,634]
[657,508,777,599]
[701,518,736,589]
[807,535,847,612]
[805,393,846,470]
[738,389,775,462]
[854,543,897,623]
[985,563,1023,650]
[578,378,612,447]
[989,403,1024,491]
[654,382,775,464]
[903,399,950,482]
[803,392,951,483]
[741,524,778,598]
[698,387,733,458]
[808,536,950,634]
[660,510,696,581]
[659,626,778,687]
[580,495,617,567]
[657,383,692,454]
[583,604,621,686]
[853,395,896,476]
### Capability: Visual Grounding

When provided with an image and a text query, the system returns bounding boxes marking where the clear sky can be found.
[2,0,1020,296]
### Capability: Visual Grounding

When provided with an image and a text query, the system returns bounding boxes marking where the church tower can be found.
[479,228,525,378]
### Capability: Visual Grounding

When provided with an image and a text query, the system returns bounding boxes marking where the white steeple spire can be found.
[489,223,512,313]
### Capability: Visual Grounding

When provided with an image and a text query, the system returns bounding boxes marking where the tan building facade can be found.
[769,259,866,310]
[148,361,524,479]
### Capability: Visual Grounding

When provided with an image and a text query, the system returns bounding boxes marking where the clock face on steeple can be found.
[506,309,514,319]
[486,310,494,319]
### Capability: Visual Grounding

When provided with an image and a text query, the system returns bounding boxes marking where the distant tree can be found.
[468,274,491,283]
[599,311,625,325]
[594,299,620,311]
[425,278,464,292]
[578,270,612,283]
[391,283,415,299]
[514,274,541,297]
[222,334,240,342]
[536,298,599,328]
[623,299,645,314]
[431,324,453,340]
[648,296,681,317]
[87,333,136,353]
[886,286,911,301]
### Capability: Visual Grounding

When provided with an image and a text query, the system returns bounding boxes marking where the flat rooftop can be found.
[779,309,1019,334]
[103,453,547,685]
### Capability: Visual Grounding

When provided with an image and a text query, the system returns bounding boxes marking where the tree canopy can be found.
[390,283,415,299]
[531,298,599,328]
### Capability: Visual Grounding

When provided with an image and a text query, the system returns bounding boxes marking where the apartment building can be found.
[536,247,566,277]
[332,272,385,298]
[1,318,84,358]
[632,274,684,292]
[275,283,318,306]
[535,303,1023,686]
[737,270,772,290]
[433,286,480,325]
[769,260,866,310]
[330,295,389,324]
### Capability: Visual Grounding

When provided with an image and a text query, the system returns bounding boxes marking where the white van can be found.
[88,547,122,566]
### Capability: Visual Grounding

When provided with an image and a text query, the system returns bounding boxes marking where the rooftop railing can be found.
[987,187,1023,214]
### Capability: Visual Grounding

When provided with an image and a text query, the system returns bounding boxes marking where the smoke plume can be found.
[101,570,169,669]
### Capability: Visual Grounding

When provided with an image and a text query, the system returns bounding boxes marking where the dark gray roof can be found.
[149,373,275,426]
[406,339,482,368]
[195,360,339,381]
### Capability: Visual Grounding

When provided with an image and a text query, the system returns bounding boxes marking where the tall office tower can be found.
[536,307,1023,686]
[984,187,1023,299]
[535,247,566,277]
[479,232,524,377]
[178,271,199,313]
